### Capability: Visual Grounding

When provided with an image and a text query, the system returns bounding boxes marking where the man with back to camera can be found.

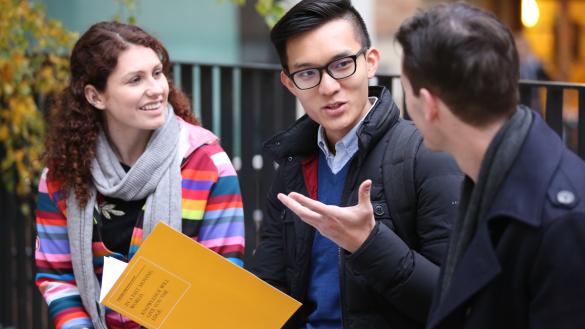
[247,0,462,328]
[395,3,585,328]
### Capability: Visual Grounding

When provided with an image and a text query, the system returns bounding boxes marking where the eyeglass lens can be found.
[292,55,358,89]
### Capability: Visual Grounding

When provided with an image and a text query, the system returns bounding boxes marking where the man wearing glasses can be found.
[248,1,461,328]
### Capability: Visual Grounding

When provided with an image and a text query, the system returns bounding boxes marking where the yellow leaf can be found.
[0,125,8,140]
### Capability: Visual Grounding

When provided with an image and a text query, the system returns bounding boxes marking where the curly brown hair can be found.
[45,21,199,206]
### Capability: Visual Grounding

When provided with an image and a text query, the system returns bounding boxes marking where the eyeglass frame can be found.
[286,46,369,90]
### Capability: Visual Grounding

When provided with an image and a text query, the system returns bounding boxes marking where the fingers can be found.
[288,192,331,212]
[277,193,323,227]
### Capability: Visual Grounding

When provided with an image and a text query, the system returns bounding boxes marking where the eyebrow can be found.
[121,63,163,79]
[291,50,355,70]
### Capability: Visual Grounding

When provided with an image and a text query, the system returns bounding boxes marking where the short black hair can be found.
[271,0,371,71]
[396,2,519,126]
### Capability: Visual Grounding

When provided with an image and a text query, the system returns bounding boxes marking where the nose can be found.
[318,70,340,96]
[145,76,165,97]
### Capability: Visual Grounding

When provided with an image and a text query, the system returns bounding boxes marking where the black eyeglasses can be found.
[287,47,368,90]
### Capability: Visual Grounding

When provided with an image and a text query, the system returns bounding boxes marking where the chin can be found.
[147,118,166,130]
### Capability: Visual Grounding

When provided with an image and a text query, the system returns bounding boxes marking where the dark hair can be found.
[271,0,371,71]
[396,2,519,126]
[45,21,198,206]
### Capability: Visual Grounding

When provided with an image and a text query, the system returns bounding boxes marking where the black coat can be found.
[427,114,585,329]
[248,87,462,328]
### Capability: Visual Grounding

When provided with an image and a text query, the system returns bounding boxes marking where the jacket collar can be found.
[263,86,399,162]
[484,113,563,226]
[428,113,565,328]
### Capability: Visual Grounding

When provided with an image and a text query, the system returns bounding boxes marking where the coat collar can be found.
[428,113,565,328]
[263,86,399,162]
[484,113,563,226]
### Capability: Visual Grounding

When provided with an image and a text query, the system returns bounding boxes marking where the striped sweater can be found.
[35,121,245,329]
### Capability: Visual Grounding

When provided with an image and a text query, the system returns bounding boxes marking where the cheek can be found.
[161,77,170,95]
[295,92,317,113]
[344,74,369,96]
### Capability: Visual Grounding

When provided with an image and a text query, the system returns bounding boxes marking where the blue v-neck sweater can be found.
[306,151,351,329]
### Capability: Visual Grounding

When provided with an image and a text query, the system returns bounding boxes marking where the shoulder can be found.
[37,167,67,214]
[181,139,237,182]
[382,119,461,178]
[178,118,218,158]
[414,142,461,179]
[542,150,585,222]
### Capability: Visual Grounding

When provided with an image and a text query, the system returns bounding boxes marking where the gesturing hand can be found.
[277,180,376,253]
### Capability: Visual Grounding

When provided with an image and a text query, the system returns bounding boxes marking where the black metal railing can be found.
[518,80,585,157]
[2,62,584,329]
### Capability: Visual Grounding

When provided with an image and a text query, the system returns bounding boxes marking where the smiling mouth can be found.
[323,102,346,110]
[139,101,163,111]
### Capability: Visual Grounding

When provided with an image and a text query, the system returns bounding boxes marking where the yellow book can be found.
[100,222,301,328]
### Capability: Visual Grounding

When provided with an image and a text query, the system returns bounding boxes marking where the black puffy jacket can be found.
[248,86,462,329]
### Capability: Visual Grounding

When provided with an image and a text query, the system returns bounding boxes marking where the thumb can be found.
[357,179,373,208]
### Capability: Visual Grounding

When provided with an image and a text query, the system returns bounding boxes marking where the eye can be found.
[295,69,318,80]
[128,75,142,84]
[330,58,354,71]
[153,69,164,79]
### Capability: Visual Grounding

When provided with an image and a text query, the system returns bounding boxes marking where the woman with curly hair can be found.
[35,21,245,329]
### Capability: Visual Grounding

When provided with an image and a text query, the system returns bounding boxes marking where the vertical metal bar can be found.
[212,66,221,138]
[397,76,410,120]
[180,64,193,102]
[519,83,532,109]
[239,68,257,260]
[172,63,182,89]
[232,68,242,159]
[545,87,564,138]
[200,66,213,128]
[219,67,234,158]
[579,88,585,160]
[192,65,202,119]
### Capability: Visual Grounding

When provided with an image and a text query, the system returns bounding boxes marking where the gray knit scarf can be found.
[439,106,533,301]
[66,105,183,328]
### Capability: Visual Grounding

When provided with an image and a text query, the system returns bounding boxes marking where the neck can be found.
[445,119,506,183]
[105,126,153,166]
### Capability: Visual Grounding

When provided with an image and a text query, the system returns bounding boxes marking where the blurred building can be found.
[42,0,242,64]
[41,0,581,118]
[40,0,583,77]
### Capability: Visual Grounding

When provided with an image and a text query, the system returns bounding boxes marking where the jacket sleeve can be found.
[194,143,246,267]
[529,211,585,329]
[35,169,94,329]
[345,145,462,323]
[246,167,290,294]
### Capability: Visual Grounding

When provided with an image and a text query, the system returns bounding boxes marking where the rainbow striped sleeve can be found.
[35,169,94,329]
[181,142,245,267]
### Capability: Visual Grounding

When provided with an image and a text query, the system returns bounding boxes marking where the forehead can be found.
[285,18,362,68]
[111,45,161,75]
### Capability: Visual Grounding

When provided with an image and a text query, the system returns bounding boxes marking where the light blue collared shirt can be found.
[317,97,378,174]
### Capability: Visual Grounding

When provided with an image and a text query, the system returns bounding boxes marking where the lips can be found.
[139,101,163,111]
[322,101,348,117]
[323,101,346,110]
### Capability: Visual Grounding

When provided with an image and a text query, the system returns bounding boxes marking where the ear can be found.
[280,71,298,96]
[84,85,106,110]
[365,47,380,78]
[419,88,439,122]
